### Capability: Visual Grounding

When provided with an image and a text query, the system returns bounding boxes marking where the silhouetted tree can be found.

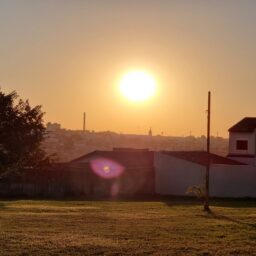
[0,90,50,174]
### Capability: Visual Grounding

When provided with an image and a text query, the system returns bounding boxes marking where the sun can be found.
[119,71,156,102]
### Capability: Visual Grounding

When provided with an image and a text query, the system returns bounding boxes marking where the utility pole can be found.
[83,112,86,132]
[204,91,211,211]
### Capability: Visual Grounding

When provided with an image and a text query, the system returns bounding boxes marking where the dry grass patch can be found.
[0,199,255,255]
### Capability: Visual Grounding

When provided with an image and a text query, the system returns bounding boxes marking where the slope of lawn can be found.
[0,199,255,255]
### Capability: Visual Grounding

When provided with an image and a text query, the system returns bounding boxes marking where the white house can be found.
[227,117,256,165]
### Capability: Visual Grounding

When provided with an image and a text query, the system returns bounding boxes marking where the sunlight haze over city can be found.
[1,0,256,137]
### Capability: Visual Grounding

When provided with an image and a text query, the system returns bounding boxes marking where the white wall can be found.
[155,152,256,198]
[229,132,255,155]
[155,152,205,196]
[210,164,256,198]
[228,156,256,165]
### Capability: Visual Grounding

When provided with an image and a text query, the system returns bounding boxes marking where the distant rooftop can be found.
[113,148,149,152]
[161,151,245,166]
[229,117,256,133]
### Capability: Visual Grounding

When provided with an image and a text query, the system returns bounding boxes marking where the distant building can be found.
[46,122,61,132]
[148,127,152,137]
[227,117,256,165]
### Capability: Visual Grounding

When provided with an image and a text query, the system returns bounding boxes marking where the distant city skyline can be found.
[46,119,224,139]
[1,1,256,137]
[43,123,229,162]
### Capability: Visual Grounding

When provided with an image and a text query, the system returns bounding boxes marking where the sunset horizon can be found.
[1,1,256,255]
[1,1,256,138]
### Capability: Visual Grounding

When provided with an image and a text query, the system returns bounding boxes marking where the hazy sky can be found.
[1,0,256,137]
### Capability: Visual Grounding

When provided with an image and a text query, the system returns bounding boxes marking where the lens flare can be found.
[90,157,124,179]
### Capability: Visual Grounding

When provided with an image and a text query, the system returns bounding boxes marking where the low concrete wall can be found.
[155,152,256,198]
[210,165,256,198]
[155,152,205,196]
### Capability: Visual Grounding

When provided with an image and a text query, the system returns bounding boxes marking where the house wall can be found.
[229,132,255,155]
[155,152,256,198]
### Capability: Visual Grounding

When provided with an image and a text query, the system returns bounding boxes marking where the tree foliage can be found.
[0,90,50,174]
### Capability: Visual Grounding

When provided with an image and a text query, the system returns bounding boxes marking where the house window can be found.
[236,140,248,150]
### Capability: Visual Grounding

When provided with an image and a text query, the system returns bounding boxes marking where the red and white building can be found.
[227,117,256,165]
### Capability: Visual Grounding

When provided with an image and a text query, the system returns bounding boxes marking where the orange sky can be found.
[1,1,256,137]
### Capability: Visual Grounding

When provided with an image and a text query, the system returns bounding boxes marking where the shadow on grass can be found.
[203,210,256,229]
[209,198,256,208]
[1,195,256,208]
[162,195,256,210]
[163,196,256,208]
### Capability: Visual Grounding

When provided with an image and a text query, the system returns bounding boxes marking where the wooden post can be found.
[204,91,211,211]
[83,112,86,132]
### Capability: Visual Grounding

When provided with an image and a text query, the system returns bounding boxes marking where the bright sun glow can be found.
[119,71,156,101]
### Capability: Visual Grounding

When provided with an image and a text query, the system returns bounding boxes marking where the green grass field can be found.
[0,199,255,255]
